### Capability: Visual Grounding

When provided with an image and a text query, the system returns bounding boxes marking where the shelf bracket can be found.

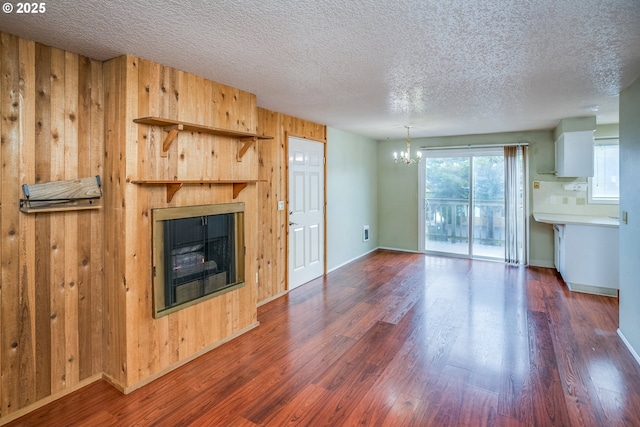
[165,182,183,203]
[237,137,257,162]
[161,124,184,157]
[232,182,249,199]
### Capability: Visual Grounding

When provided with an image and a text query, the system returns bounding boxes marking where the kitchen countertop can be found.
[533,212,619,227]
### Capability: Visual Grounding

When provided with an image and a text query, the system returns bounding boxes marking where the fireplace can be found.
[152,203,245,317]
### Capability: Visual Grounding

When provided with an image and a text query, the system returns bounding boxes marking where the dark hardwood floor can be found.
[7,250,640,426]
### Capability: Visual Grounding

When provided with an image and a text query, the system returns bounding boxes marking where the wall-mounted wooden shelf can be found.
[131,180,265,203]
[20,175,103,213]
[133,116,273,159]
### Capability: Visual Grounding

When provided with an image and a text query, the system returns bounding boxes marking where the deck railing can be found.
[425,198,505,246]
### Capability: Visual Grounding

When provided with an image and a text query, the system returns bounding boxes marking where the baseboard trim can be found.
[529,259,555,268]
[377,246,422,254]
[567,282,618,297]
[618,329,640,367]
[327,247,380,273]
[258,290,288,307]
[0,374,102,426]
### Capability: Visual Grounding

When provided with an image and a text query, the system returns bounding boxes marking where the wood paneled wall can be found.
[0,33,104,419]
[102,55,260,392]
[0,30,327,423]
[256,108,326,303]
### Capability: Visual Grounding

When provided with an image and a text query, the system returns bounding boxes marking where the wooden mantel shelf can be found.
[131,180,265,202]
[133,116,273,159]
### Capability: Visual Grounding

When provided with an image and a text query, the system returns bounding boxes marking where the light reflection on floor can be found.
[425,239,505,259]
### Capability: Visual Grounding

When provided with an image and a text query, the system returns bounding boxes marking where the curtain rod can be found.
[419,142,529,150]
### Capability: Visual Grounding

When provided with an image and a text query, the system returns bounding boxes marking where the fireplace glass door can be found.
[152,203,245,317]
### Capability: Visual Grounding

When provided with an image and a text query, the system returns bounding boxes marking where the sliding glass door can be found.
[422,156,471,255]
[419,148,505,259]
[471,154,505,258]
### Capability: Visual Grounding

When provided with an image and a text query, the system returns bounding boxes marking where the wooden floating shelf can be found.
[133,116,273,159]
[130,180,266,203]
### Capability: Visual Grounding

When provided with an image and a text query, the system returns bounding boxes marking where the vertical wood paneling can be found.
[0,31,38,414]
[256,107,326,303]
[208,81,222,182]
[177,69,192,181]
[75,56,104,379]
[48,46,67,395]
[1,32,22,416]
[0,34,4,419]
[215,85,232,184]
[140,59,171,373]
[1,30,324,422]
[89,58,104,377]
[122,55,141,387]
[102,57,118,386]
[63,51,80,388]
[17,35,37,410]
[76,55,93,382]
[141,59,161,180]
[202,78,214,182]
[0,32,104,422]
[33,42,52,401]
[103,55,265,392]
[134,58,152,382]
[256,108,278,303]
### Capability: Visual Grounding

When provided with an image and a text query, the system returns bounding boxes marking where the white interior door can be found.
[288,137,324,289]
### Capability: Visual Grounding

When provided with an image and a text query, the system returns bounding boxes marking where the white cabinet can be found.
[555,130,594,177]
[561,224,618,295]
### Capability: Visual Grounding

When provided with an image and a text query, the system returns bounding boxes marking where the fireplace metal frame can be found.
[151,202,245,318]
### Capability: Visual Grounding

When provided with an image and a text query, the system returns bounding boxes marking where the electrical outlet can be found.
[576,197,586,205]
[277,201,284,211]
[363,225,370,242]
[563,197,569,204]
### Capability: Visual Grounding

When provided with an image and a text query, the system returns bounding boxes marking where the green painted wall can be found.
[333,123,620,270]
[326,127,379,271]
[377,138,421,251]
[377,129,560,265]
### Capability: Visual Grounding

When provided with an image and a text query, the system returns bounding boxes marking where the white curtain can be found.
[504,146,528,264]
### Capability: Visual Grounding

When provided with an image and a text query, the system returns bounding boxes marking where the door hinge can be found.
[153,266,156,277]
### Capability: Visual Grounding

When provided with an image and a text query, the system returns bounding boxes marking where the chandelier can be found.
[393,125,422,164]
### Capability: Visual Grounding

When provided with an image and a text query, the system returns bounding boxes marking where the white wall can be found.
[619,75,640,362]
[326,127,378,271]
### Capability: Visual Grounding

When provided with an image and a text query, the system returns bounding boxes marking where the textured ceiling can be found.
[1,0,639,139]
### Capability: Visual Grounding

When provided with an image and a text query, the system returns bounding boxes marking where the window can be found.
[588,138,619,204]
